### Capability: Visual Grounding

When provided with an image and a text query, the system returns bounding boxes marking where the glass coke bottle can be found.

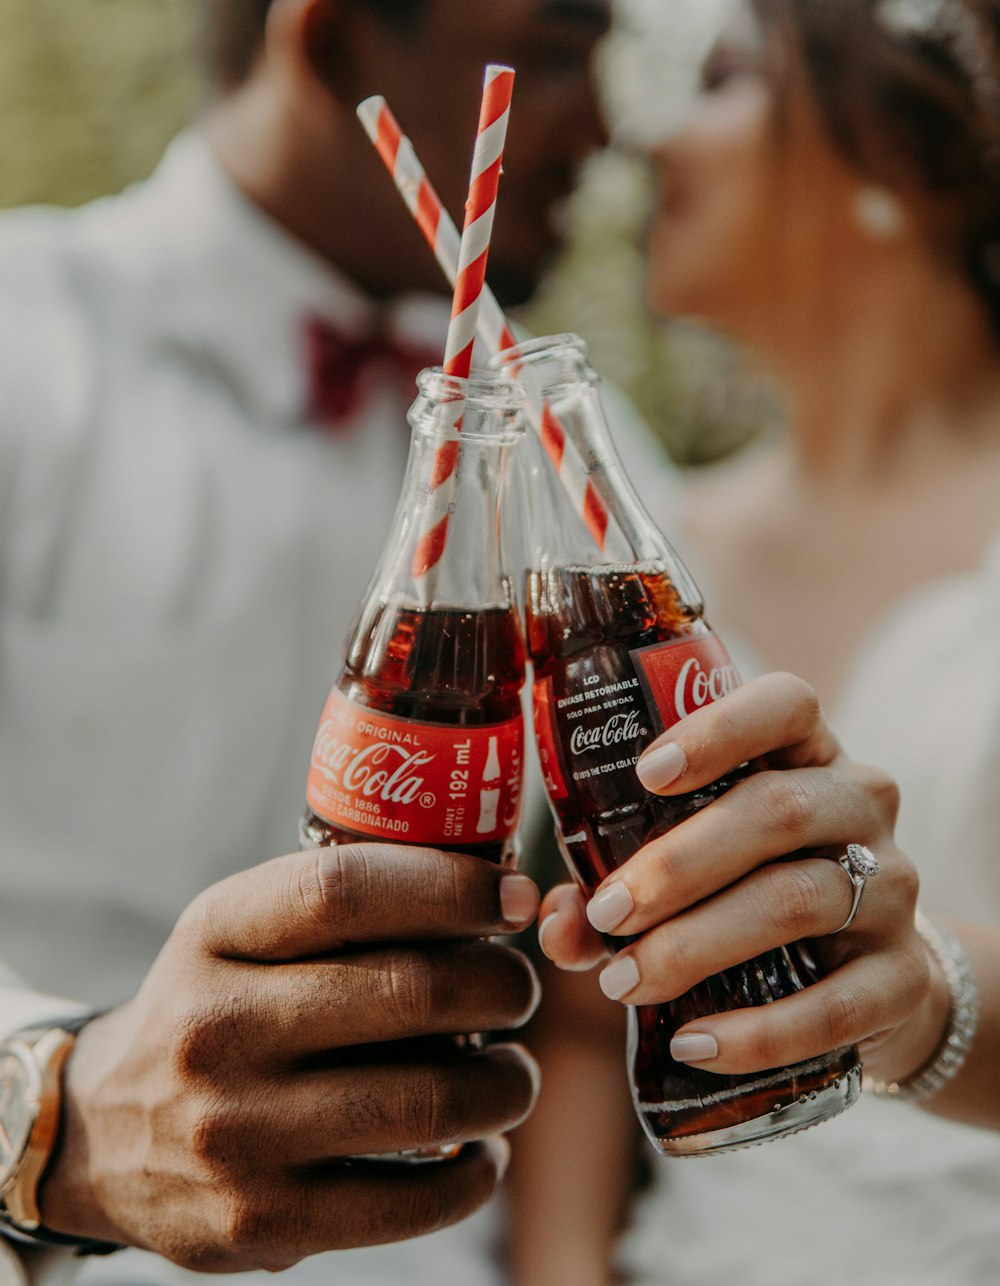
[300,367,527,1161]
[301,368,526,864]
[494,335,860,1157]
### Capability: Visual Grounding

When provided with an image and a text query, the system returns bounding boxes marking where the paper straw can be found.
[357,95,611,552]
[405,65,515,579]
[444,64,515,380]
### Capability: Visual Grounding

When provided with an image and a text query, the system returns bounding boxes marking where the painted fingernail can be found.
[537,912,560,960]
[500,875,540,926]
[587,882,634,934]
[599,955,640,1001]
[637,742,687,792]
[670,1033,719,1063]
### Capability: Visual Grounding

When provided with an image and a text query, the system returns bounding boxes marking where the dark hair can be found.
[751,0,1000,333]
[203,0,425,93]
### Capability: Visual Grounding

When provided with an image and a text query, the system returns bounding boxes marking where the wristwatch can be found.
[0,1021,120,1256]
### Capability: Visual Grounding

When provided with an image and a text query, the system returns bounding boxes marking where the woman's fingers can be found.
[587,761,900,938]
[538,884,607,971]
[665,950,930,1074]
[635,672,840,796]
[594,851,908,1005]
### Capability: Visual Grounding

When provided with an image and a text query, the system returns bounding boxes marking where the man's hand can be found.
[39,846,541,1272]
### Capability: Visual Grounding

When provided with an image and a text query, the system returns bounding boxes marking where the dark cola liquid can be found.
[527,565,859,1155]
[301,602,525,867]
[301,601,526,1163]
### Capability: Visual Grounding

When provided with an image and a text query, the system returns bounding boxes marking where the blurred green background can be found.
[0,0,771,464]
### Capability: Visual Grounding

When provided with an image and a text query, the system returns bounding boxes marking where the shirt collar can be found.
[106,130,451,428]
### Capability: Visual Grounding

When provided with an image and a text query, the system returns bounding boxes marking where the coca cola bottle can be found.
[301,368,526,864]
[494,335,860,1157]
[300,369,527,1160]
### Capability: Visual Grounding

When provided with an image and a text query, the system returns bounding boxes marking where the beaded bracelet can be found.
[867,911,980,1102]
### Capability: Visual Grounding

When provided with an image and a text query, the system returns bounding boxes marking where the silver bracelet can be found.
[866,911,980,1102]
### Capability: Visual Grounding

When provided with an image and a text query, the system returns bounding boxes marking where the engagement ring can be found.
[832,843,880,934]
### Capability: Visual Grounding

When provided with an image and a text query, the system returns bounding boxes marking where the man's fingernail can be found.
[587,882,634,934]
[500,875,539,926]
[488,1135,512,1181]
[637,742,687,792]
[523,1051,543,1102]
[537,912,560,960]
[599,955,640,1001]
[670,1032,719,1063]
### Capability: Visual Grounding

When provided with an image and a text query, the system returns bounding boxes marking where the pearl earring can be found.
[853,186,905,241]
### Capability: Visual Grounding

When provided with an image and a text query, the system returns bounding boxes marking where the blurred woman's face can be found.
[647,7,984,360]
[646,12,782,330]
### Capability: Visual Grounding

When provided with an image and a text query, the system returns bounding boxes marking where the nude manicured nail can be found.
[637,741,687,792]
[500,874,539,926]
[587,882,634,934]
[599,955,640,1001]
[537,912,560,960]
[670,1033,719,1063]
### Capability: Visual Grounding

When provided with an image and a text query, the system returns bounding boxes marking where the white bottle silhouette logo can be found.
[476,736,502,834]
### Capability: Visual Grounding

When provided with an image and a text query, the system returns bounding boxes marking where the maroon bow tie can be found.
[304,315,440,429]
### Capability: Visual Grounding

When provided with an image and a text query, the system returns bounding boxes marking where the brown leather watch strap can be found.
[0,1017,123,1257]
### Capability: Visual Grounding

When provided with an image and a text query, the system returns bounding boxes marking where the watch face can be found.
[0,1051,35,1185]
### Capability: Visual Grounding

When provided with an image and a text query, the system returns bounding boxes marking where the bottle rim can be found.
[490,333,588,369]
[489,334,600,394]
[411,366,525,444]
[416,366,525,410]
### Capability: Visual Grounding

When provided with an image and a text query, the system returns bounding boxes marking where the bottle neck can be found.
[499,337,703,614]
[360,370,524,613]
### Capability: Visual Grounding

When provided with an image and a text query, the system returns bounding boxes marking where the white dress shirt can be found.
[0,131,673,1284]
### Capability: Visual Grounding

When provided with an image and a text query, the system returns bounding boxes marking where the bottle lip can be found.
[412,366,525,443]
[490,333,589,369]
[489,334,600,394]
[416,366,525,410]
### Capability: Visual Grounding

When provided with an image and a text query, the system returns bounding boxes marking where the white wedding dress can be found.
[617,530,1000,1286]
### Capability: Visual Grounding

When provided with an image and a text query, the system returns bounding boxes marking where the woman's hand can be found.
[538,672,943,1082]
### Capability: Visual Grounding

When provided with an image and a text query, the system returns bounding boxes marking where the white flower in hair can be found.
[875,0,947,36]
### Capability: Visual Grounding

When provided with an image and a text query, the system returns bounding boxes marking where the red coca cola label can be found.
[632,633,741,734]
[306,688,524,845]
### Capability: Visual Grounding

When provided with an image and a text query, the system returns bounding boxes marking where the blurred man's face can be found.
[360,0,612,305]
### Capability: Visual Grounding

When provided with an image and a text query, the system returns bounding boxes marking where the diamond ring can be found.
[831,844,880,934]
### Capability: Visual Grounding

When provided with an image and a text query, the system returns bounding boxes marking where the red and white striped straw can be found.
[444,64,515,381]
[402,65,515,579]
[356,94,611,553]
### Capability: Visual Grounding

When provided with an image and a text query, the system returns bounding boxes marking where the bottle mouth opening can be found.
[416,366,525,411]
[488,334,598,394]
[490,333,588,370]
[412,366,525,443]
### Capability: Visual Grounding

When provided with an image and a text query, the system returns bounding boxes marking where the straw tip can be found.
[485,64,516,81]
[356,95,385,120]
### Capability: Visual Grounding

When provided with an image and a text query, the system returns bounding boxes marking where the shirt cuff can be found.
[0,984,88,1044]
